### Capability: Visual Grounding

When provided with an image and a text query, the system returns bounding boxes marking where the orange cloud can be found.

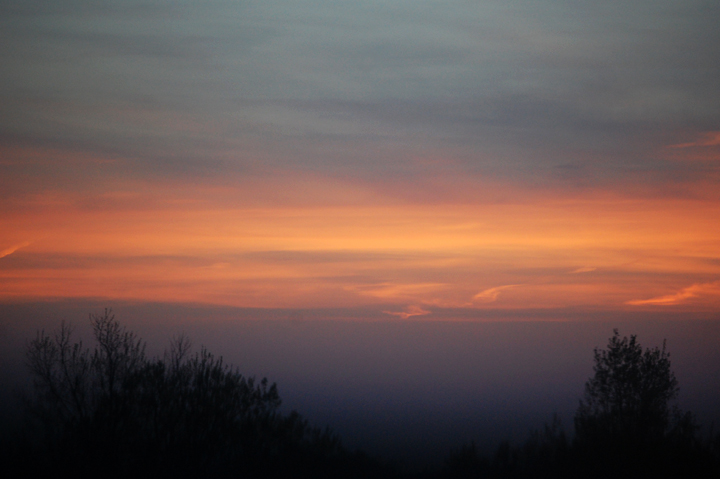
[0,241,30,259]
[571,266,596,273]
[383,305,432,319]
[626,281,720,306]
[2,170,720,312]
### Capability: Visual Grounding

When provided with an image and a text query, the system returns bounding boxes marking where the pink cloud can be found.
[472,285,517,303]
[667,131,720,149]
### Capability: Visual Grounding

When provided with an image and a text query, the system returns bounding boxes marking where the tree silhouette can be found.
[574,329,678,447]
[20,310,389,478]
[20,314,718,478]
[25,310,147,453]
[440,330,718,479]
[572,329,712,478]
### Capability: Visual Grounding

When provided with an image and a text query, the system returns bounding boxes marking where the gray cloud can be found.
[1,0,719,190]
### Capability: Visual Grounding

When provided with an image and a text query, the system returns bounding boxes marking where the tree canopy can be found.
[571,329,715,478]
[574,329,679,446]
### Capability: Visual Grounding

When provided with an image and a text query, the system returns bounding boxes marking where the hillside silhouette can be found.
[2,310,719,478]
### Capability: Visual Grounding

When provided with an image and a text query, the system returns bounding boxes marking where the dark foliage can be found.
[575,329,678,447]
[7,310,397,478]
[441,415,569,479]
[4,317,720,479]
[571,329,716,478]
[438,330,720,479]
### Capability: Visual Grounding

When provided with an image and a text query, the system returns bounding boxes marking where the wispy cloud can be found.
[351,283,447,300]
[472,285,518,303]
[571,266,596,273]
[668,131,720,149]
[383,305,432,319]
[0,241,30,259]
[626,281,720,306]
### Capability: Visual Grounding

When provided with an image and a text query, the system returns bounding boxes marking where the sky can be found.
[2,2,720,466]
[2,0,720,319]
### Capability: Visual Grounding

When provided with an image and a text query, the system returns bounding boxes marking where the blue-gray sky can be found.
[3,1,719,186]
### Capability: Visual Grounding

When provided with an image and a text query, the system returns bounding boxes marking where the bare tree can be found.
[22,309,349,478]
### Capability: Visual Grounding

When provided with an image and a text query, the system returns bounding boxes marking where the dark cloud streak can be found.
[1,0,719,192]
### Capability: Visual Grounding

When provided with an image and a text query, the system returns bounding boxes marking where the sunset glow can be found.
[2,4,720,472]
[1,1,719,321]
[2,156,719,315]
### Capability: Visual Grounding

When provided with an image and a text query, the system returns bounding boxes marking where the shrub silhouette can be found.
[20,310,389,478]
